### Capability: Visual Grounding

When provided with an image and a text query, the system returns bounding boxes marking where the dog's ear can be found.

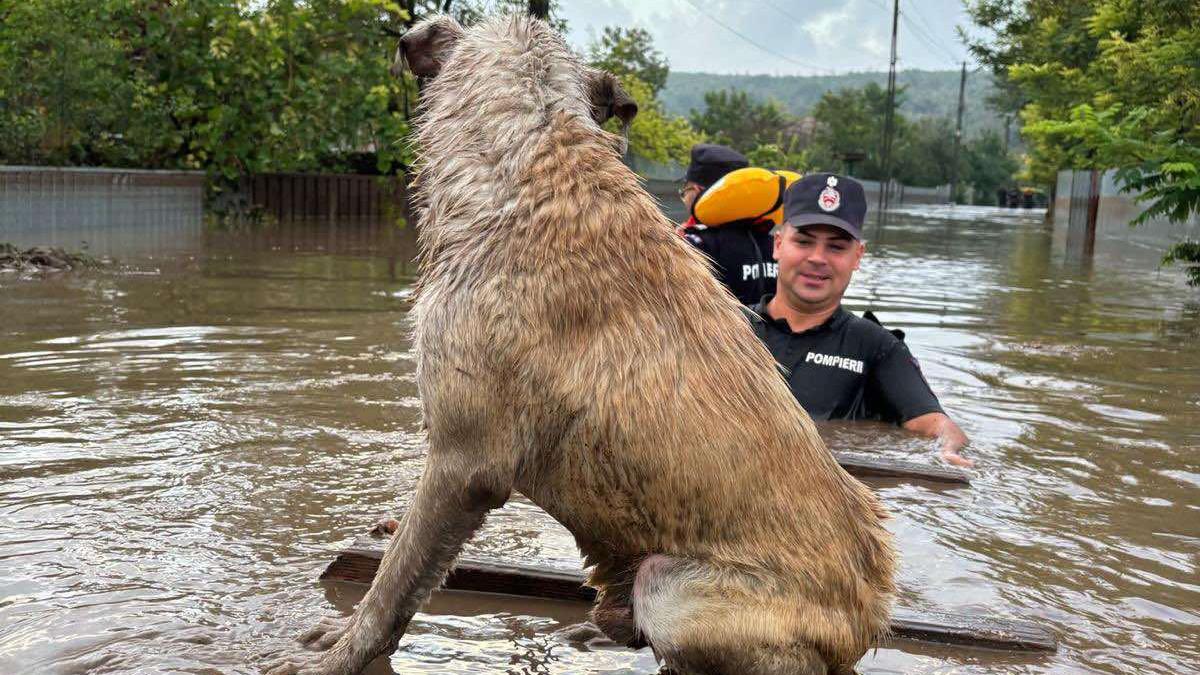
[395,17,464,78]
[587,70,639,128]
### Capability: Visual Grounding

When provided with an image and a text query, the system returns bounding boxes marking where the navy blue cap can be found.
[683,144,748,188]
[782,173,867,239]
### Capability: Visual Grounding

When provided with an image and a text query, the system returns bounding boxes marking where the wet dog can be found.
[267,14,893,675]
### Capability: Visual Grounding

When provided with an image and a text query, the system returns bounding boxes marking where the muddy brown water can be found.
[1,206,1197,674]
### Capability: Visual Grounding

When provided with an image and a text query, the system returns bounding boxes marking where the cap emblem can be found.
[818,184,841,212]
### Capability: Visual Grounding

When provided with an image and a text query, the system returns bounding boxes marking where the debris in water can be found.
[0,243,105,274]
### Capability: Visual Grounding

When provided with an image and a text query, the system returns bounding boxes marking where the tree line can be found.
[594,27,1016,204]
[0,0,554,179]
[0,1,1013,205]
[0,0,417,178]
[661,70,1007,135]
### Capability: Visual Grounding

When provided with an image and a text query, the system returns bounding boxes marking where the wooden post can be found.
[1084,169,1100,257]
[876,0,900,221]
[949,62,967,205]
[1065,169,1101,260]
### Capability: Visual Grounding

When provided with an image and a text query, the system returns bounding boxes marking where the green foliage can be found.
[685,76,1016,195]
[803,81,1018,197]
[443,0,568,32]
[688,89,792,154]
[585,25,700,166]
[587,27,668,96]
[0,0,415,177]
[806,83,895,178]
[893,116,959,189]
[605,75,703,166]
[966,0,1200,279]
[744,140,810,173]
[962,130,1020,204]
[1161,240,1200,286]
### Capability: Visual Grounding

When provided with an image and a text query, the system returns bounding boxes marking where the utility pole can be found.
[877,0,900,221]
[1002,114,1011,155]
[949,61,967,205]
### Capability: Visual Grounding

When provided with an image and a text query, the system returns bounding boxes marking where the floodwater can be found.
[1,205,1197,674]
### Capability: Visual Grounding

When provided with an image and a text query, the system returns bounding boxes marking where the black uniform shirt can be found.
[683,220,777,305]
[746,295,943,424]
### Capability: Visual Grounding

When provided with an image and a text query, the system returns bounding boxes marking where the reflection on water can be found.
[1,207,1197,674]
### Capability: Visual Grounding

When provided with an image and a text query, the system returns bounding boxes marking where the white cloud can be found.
[802,6,855,51]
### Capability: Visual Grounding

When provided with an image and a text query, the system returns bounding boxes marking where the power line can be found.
[759,0,807,25]
[899,0,968,64]
[675,0,836,74]
[764,0,949,76]
[858,0,963,66]
[899,10,960,64]
[904,0,945,48]
[757,0,965,72]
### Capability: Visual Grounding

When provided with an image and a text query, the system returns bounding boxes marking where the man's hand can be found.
[939,445,974,468]
[903,412,975,468]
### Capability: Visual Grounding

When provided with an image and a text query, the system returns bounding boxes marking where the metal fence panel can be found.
[0,166,205,256]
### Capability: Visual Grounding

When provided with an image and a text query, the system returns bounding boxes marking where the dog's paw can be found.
[262,616,349,674]
[369,516,401,537]
[296,615,349,651]
[263,653,323,675]
[552,621,619,648]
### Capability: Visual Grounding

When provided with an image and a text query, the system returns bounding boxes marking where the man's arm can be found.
[870,340,975,468]
[903,412,973,468]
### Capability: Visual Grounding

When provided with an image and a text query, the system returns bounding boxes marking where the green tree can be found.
[0,0,414,177]
[434,0,567,32]
[808,83,903,179]
[586,25,700,165]
[966,0,1200,281]
[963,130,1020,204]
[893,117,960,188]
[745,139,811,173]
[587,26,669,96]
[689,89,792,154]
[606,74,703,166]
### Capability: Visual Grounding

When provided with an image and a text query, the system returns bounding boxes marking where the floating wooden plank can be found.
[322,536,1055,653]
[888,607,1058,652]
[833,452,971,486]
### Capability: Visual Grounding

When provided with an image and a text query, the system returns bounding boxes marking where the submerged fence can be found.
[0,166,205,255]
[235,172,406,221]
[0,167,407,224]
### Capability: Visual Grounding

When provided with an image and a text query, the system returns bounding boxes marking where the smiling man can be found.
[746,173,973,467]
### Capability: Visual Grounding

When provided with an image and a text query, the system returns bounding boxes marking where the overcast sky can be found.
[557,0,979,75]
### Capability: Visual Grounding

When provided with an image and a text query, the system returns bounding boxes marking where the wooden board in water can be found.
[833,451,970,485]
[322,536,1055,653]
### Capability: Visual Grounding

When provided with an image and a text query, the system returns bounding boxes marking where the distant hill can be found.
[660,70,1006,137]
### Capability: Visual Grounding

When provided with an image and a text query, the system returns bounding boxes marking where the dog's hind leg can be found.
[632,555,839,675]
